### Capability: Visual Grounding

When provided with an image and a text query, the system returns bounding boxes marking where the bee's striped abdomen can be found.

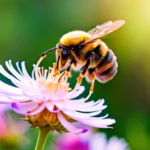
[95,49,118,83]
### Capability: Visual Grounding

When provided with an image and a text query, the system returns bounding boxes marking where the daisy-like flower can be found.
[0,55,115,134]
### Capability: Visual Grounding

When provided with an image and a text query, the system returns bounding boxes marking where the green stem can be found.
[35,127,50,150]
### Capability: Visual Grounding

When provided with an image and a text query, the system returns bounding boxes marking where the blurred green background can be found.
[0,0,150,150]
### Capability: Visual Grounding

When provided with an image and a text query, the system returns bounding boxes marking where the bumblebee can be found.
[42,20,125,92]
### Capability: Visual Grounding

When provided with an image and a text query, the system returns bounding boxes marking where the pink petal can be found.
[49,84,63,100]
[11,103,28,115]
[11,102,39,114]
[46,101,60,113]
[26,103,45,116]
[59,84,71,99]
[55,101,69,110]
[58,112,88,134]
[46,101,54,112]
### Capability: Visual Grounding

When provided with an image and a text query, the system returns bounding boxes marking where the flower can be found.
[0,104,10,138]
[54,133,89,150]
[89,133,130,150]
[0,104,29,149]
[0,56,115,134]
[54,130,130,150]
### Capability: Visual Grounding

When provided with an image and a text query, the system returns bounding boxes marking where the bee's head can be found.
[42,30,90,70]
[56,45,72,70]
[42,45,72,70]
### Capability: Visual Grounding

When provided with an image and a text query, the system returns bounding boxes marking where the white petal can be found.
[21,61,32,80]
[58,112,87,134]
[62,98,85,105]
[0,95,13,104]
[16,62,24,76]
[71,86,85,99]
[0,65,37,94]
[62,108,102,118]
[6,60,25,82]
[32,65,36,80]
[0,65,22,86]
[8,96,29,102]
[12,80,38,94]
[0,81,24,96]
[62,103,106,112]
[46,101,54,112]
[62,99,107,112]
[63,86,85,99]
[78,117,116,128]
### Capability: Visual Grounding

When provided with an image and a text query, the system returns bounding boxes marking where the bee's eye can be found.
[61,49,70,60]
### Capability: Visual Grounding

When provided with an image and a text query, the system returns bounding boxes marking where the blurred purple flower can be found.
[0,56,115,134]
[0,104,29,148]
[0,104,10,138]
[54,131,130,150]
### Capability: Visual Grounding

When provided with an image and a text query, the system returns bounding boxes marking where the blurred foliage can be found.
[0,0,150,149]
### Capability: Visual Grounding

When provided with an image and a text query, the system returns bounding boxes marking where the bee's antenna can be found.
[42,47,57,56]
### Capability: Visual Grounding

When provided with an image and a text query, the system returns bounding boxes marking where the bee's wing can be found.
[82,20,125,45]
[87,20,113,35]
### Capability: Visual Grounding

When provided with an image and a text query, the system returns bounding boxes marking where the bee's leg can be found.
[58,71,65,82]
[77,58,90,85]
[58,65,71,82]
[90,72,95,92]
[58,59,75,82]
[71,59,90,99]
[70,58,94,100]
[76,59,96,103]
[82,71,95,103]
[56,56,60,70]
